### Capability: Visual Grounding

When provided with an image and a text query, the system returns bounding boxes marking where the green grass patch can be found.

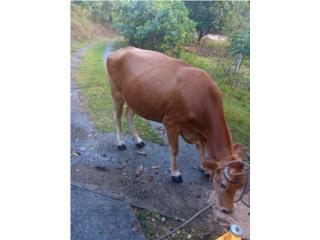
[75,40,164,144]
[71,40,88,53]
[224,99,250,147]
[179,51,213,70]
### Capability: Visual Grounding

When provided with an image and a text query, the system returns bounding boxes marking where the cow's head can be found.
[203,144,248,213]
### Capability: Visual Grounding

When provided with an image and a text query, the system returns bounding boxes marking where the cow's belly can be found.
[128,102,163,122]
[122,84,165,122]
[180,128,203,144]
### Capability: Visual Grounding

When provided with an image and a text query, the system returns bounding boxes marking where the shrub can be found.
[112,0,196,53]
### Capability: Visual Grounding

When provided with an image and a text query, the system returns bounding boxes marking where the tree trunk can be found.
[197,32,204,44]
[129,38,137,47]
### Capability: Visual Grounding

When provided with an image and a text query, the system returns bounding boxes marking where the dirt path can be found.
[71,42,250,239]
[71,45,146,240]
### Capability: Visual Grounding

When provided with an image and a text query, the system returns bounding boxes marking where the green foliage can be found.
[179,51,214,75]
[229,27,250,56]
[210,1,229,34]
[185,1,250,58]
[222,1,250,57]
[112,0,196,53]
[184,1,215,41]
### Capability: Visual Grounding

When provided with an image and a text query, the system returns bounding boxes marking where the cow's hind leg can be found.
[196,142,206,170]
[113,97,126,151]
[165,124,182,183]
[125,106,145,148]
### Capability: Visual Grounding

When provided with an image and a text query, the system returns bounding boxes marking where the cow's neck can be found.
[206,106,234,161]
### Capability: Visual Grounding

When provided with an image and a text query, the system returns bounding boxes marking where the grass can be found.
[71,40,88,53]
[75,40,164,145]
[133,207,222,240]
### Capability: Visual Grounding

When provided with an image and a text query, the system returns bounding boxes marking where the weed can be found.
[133,207,222,240]
[71,40,88,53]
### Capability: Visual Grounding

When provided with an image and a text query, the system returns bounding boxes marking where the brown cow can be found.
[106,47,248,212]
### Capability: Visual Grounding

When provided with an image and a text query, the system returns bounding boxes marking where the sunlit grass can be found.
[71,40,88,53]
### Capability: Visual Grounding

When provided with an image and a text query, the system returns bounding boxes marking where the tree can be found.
[184,1,215,42]
[212,1,250,74]
[112,0,196,53]
[230,27,249,74]
[210,1,229,34]
[88,1,114,23]
[221,1,250,74]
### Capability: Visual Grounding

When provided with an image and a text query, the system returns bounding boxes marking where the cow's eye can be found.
[220,182,227,189]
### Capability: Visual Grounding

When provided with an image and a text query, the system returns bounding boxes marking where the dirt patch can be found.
[208,192,250,239]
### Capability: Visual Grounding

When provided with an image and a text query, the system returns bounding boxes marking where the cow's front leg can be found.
[165,125,182,183]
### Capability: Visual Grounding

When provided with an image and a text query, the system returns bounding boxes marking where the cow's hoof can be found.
[117,144,127,151]
[202,171,211,177]
[135,141,145,148]
[204,173,211,178]
[171,175,183,183]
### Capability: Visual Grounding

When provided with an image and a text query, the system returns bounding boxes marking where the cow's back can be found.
[107,47,221,126]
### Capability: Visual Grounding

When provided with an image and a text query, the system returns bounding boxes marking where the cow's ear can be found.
[233,144,244,159]
[202,161,220,174]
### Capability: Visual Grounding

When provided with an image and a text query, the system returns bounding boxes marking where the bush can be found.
[112,0,196,53]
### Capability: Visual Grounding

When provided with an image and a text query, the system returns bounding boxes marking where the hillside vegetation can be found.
[71,3,116,52]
